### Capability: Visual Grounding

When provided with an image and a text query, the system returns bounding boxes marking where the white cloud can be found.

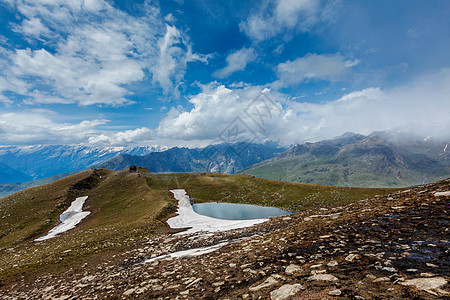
[277,53,359,84]
[87,127,154,146]
[213,48,257,78]
[0,109,157,146]
[164,13,176,23]
[152,25,183,96]
[0,0,206,105]
[2,68,448,146]
[14,17,50,37]
[240,0,322,41]
[0,111,108,144]
[157,83,285,143]
[0,95,13,104]
[151,24,210,97]
[157,69,450,145]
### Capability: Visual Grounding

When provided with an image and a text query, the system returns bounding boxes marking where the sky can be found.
[0,0,449,147]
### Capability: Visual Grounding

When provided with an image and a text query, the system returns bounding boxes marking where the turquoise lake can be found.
[192,202,291,220]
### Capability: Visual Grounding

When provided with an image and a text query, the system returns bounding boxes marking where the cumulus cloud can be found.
[0,110,108,145]
[156,84,278,142]
[213,48,257,78]
[0,0,206,105]
[0,109,157,146]
[2,68,448,146]
[277,53,359,84]
[240,0,322,41]
[87,127,154,146]
[157,69,450,145]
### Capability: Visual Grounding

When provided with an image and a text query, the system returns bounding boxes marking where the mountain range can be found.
[0,131,449,193]
[98,142,287,174]
[0,143,286,197]
[243,131,450,187]
[0,145,165,183]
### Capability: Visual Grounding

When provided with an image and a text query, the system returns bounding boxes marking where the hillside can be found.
[244,132,450,188]
[99,142,286,174]
[0,170,448,298]
[0,169,395,289]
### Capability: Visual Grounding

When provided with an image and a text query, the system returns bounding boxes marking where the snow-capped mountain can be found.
[0,145,167,183]
[98,142,287,174]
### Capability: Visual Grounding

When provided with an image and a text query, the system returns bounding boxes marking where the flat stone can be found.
[123,288,136,296]
[285,264,302,275]
[373,277,390,283]
[328,289,342,296]
[400,277,447,291]
[270,284,305,300]
[382,267,397,272]
[327,260,338,267]
[434,191,450,197]
[213,281,225,287]
[320,235,333,239]
[345,254,360,262]
[81,275,96,283]
[308,274,338,281]
[249,276,278,292]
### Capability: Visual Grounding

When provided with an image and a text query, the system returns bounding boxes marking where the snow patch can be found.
[167,189,267,234]
[35,196,90,241]
[144,235,255,263]
[434,191,450,197]
[144,241,230,263]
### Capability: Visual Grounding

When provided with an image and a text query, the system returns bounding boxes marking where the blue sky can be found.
[0,0,449,147]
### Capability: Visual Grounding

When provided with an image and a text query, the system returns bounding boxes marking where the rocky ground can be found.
[1,179,449,299]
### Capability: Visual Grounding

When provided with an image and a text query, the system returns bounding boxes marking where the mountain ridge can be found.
[98,142,287,174]
[0,145,166,183]
[0,163,33,184]
[243,131,450,187]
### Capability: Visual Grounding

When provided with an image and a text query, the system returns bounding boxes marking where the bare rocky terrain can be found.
[1,179,449,299]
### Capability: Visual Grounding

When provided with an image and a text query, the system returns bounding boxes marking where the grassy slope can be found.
[244,155,450,188]
[0,169,399,285]
[0,168,174,284]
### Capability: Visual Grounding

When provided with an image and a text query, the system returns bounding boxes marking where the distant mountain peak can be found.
[0,145,166,183]
[244,130,450,188]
